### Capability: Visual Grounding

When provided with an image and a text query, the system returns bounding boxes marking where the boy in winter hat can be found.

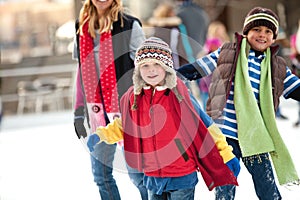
[87,37,240,200]
[177,6,300,199]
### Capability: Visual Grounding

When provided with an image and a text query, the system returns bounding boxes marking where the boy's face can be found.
[246,26,275,52]
[139,61,166,87]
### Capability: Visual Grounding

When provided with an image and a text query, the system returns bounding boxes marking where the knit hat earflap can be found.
[243,7,279,39]
[133,37,177,95]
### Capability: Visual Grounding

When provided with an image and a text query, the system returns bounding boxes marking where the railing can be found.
[1,63,77,114]
[0,64,77,78]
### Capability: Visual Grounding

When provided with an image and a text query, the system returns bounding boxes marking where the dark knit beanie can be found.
[243,7,279,39]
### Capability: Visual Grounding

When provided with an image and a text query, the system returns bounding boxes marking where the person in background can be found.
[197,21,230,110]
[197,38,221,110]
[175,0,210,58]
[148,2,194,69]
[72,0,147,199]
[290,33,300,127]
[205,20,230,44]
[88,37,239,200]
[177,7,300,199]
[175,0,210,102]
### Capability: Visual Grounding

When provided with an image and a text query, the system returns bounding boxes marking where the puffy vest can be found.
[206,33,287,119]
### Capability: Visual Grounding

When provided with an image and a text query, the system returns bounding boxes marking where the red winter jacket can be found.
[121,79,237,190]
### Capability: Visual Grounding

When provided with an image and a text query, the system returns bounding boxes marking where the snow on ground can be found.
[0,98,299,200]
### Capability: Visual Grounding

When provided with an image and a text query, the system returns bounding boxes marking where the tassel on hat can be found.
[243,7,279,39]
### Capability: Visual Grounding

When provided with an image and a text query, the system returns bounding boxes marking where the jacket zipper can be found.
[150,88,161,176]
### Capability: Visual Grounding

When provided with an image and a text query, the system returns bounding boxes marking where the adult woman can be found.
[72,0,146,199]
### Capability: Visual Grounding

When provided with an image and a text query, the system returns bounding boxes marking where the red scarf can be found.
[79,21,119,130]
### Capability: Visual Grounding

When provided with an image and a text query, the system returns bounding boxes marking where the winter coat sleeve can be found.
[207,124,235,163]
[287,85,300,101]
[74,68,85,109]
[189,94,235,163]
[95,118,124,144]
[129,21,146,59]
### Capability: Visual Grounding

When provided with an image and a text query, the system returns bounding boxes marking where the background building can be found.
[1,0,300,64]
[1,0,300,115]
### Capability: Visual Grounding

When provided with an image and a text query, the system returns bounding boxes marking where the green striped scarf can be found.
[234,38,299,185]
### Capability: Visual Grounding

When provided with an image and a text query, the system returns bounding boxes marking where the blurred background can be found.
[0,0,300,116]
[0,1,299,199]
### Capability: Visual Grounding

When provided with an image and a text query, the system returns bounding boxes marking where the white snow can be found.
[0,99,299,200]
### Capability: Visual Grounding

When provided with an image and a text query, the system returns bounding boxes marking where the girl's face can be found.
[91,0,114,15]
[246,26,275,52]
[139,61,166,87]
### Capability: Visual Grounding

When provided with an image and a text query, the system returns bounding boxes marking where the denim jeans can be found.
[91,142,149,200]
[91,142,121,200]
[127,164,148,200]
[149,188,195,200]
[215,138,281,200]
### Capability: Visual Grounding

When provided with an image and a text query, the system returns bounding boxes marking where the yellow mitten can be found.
[96,118,124,144]
[207,123,235,163]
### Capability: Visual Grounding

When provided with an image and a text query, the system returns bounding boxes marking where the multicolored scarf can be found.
[79,21,120,132]
[234,38,299,185]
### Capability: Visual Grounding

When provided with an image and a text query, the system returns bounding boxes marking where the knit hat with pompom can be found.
[243,7,279,39]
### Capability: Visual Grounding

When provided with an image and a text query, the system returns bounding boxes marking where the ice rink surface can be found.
[0,99,299,200]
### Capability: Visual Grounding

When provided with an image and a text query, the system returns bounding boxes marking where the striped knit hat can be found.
[243,7,279,39]
[133,37,177,95]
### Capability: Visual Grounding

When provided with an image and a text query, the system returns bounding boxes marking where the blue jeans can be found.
[215,138,281,200]
[127,165,148,200]
[149,188,195,200]
[91,142,121,200]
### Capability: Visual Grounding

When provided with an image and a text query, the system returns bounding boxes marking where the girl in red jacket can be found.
[88,37,239,200]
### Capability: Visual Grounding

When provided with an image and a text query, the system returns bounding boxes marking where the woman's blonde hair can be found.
[78,0,123,38]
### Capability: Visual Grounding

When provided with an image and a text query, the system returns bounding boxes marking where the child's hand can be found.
[87,134,100,152]
[226,157,241,177]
